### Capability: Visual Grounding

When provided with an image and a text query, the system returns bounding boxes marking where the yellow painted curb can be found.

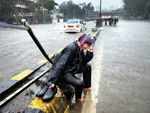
[11,69,33,81]
[81,91,96,113]
[29,96,69,113]
[38,59,48,65]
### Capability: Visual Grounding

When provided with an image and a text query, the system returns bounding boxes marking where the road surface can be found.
[93,20,150,113]
[1,20,150,113]
[0,23,83,82]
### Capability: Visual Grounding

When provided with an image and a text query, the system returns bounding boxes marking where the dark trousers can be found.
[60,64,91,102]
[82,64,91,88]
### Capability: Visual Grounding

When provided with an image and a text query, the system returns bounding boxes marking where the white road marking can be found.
[92,40,104,104]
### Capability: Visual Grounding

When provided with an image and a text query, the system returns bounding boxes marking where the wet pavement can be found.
[0,21,96,113]
[93,20,150,113]
[1,20,150,113]
[0,23,82,82]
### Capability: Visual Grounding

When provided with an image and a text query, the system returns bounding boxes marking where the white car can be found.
[64,19,85,33]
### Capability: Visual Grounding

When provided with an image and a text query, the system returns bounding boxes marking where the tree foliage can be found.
[37,0,56,11]
[59,1,94,19]
[0,0,16,21]
[123,0,150,19]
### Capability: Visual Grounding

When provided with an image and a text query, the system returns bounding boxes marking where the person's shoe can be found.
[36,85,48,97]
[42,85,57,102]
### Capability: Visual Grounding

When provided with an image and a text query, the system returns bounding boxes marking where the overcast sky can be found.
[55,0,124,10]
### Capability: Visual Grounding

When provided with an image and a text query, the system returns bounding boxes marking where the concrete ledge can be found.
[28,96,69,113]
[0,63,46,103]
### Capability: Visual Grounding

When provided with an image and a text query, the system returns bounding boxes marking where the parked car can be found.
[64,19,86,33]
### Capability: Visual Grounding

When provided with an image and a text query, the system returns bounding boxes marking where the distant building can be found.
[14,0,36,24]
[14,0,51,24]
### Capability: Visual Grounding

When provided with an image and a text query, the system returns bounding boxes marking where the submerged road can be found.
[93,20,150,113]
[0,20,150,113]
[0,23,82,82]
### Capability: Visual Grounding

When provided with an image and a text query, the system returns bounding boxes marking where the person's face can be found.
[81,43,91,51]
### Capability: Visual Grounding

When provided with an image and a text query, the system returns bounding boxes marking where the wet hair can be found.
[78,34,94,46]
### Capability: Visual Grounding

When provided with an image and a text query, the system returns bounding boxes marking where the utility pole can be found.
[99,0,102,18]
[96,0,102,27]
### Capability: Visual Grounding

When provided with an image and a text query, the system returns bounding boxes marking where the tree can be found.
[83,3,94,11]
[59,1,94,19]
[0,0,16,22]
[144,1,150,19]
[37,0,56,11]
[123,0,149,18]
[82,2,95,17]
[33,0,57,23]
[59,1,83,19]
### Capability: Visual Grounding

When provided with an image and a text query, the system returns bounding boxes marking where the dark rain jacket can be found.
[49,41,93,83]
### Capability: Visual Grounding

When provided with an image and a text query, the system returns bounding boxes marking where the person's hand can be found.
[47,82,55,88]
[88,46,94,52]
[49,83,55,88]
